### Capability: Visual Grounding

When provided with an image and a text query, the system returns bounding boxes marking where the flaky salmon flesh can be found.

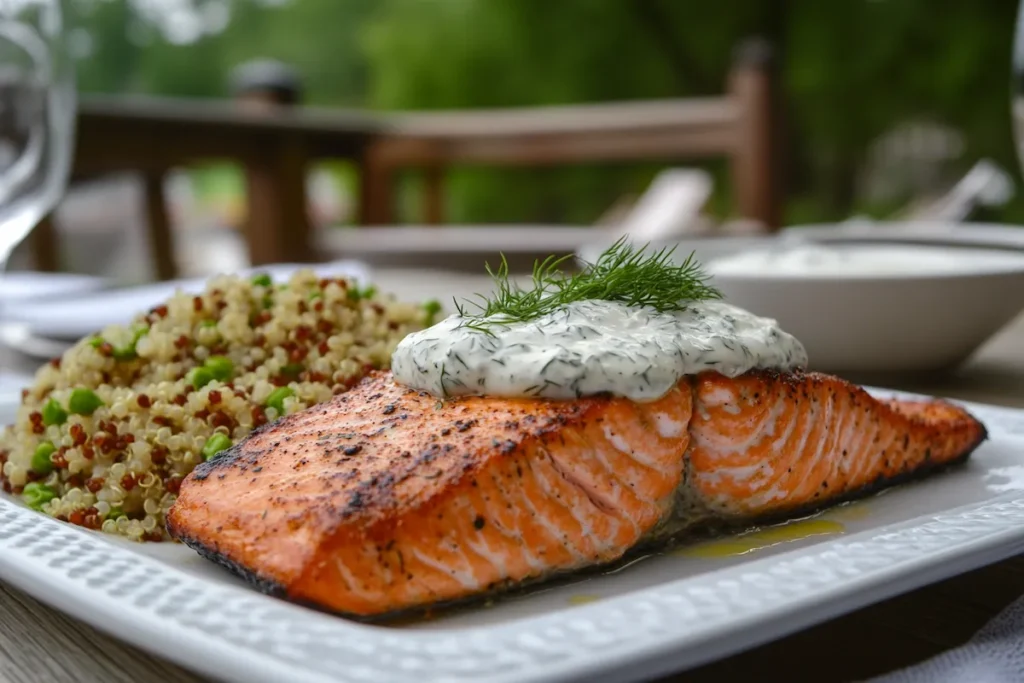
[166,370,986,618]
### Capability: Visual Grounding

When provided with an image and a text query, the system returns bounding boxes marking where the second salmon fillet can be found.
[166,370,986,617]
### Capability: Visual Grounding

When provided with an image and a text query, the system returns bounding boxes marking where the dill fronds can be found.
[453,237,721,334]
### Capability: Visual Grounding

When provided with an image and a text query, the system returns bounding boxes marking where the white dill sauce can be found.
[390,299,808,402]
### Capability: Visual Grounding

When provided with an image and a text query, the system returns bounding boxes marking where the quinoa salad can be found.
[0,270,439,541]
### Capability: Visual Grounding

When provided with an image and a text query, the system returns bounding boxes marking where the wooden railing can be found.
[33,38,780,280]
[363,39,781,229]
[34,96,383,279]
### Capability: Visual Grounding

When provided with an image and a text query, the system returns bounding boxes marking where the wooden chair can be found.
[29,39,780,279]
[362,38,781,231]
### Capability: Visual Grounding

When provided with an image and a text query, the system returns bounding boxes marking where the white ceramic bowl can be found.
[577,228,1024,374]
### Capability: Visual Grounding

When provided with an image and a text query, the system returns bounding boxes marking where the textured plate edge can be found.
[0,544,309,683]
[0,395,1021,683]
[544,497,1024,683]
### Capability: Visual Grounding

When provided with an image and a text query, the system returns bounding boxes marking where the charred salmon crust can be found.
[167,370,695,616]
[166,369,986,619]
[167,527,288,599]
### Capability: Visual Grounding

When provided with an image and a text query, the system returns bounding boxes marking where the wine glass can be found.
[0,0,75,272]
[1014,2,1024,177]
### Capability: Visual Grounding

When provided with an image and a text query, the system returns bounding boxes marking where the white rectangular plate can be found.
[2,390,1024,683]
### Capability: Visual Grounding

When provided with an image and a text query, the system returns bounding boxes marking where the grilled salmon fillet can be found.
[166,370,985,617]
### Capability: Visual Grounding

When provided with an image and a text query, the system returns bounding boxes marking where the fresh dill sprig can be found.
[452,236,722,334]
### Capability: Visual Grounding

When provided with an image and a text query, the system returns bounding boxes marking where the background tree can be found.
[67,0,1024,226]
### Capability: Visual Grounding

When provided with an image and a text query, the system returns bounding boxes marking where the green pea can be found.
[68,388,103,416]
[31,442,56,475]
[347,285,377,301]
[113,338,140,359]
[187,366,215,390]
[308,289,323,301]
[202,433,232,461]
[87,336,104,348]
[280,363,304,378]
[107,325,149,361]
[22,482,57,511]
[204,355,234,381]
[106,506,124,521]
[423,299,443,325]
[265,387,294,415]
[41,398,67,426]
[111,347,136,361]
[251,273,272,287]
[200,320,218,329]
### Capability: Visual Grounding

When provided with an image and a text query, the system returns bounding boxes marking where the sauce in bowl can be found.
[705,243,1024,279]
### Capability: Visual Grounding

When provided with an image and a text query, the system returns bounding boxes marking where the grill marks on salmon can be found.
[166,370,986,618]
[167,373,692,616]
[686,373,986,519]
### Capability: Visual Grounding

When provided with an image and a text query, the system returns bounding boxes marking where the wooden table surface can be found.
[1,268,1023,683]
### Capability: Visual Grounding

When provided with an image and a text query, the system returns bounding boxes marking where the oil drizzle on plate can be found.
[389,512,857,624]
[674,518,845,559]
[821,499,874,521]
[567,594,601,606]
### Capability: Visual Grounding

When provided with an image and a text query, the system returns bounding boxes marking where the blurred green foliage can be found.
[71,0,1024,225]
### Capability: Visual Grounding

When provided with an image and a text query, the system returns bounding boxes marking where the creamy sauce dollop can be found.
[390,299,807,401]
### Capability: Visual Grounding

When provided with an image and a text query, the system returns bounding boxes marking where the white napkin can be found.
[1,260,372,340]
[869,593,1024,682]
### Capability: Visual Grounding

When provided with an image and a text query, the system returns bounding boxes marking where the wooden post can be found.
[29,214,60,272]
[142,172,178,280]
[729,38,781,231]
[359,139,396,225]
[244,139,312,265]
[423,166,444,224]
[230,60,314,264]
